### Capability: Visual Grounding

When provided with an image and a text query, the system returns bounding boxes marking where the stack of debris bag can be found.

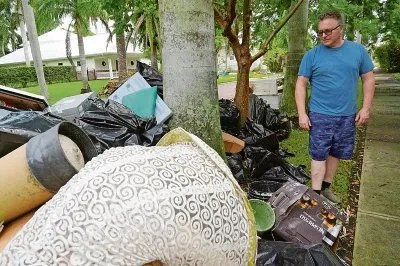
[219,94,308,186]
[0,62,173,257]
[50,62,172,154]
[0,62,348,265]
[219,93,349,265]
[0,63,257,264]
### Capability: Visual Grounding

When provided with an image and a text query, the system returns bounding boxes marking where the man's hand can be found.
[299,113,311,130]
[355,107,370,125]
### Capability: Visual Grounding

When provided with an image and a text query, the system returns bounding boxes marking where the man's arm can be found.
[295,75,311,130]
[356,71,375,125]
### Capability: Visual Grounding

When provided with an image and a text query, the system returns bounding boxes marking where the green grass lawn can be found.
[217,72,273,84]
[22,72,268,104]
[23,80,110,104]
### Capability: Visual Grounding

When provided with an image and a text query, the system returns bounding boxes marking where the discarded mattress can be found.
[0,85,48,111]
[0,128,256,265]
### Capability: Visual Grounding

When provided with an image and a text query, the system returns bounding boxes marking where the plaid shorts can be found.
[309,112,356,161]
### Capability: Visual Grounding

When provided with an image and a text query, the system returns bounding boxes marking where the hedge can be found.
[374,42,400,73]
[0,65,77,88]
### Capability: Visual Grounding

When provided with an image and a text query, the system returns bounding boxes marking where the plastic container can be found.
[249,199,275,234]
[248,180,283,201]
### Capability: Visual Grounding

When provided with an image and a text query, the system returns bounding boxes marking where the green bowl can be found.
[249,199,275,233]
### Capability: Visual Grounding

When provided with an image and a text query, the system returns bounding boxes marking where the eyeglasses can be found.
[317,25,341,37]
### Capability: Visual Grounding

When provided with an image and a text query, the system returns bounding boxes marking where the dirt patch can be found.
[335,125,367,265]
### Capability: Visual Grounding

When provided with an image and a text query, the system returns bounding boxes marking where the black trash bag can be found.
[83,97,108,112]
[239,118,279,152]
[277,148,295,158]
[256,240,348,266]
[74,98,167,154]
[219,99,240,134]
[226,153,246,184]
[248,94,279,129]
[274,114,291,141]
[105,99,155,133]
[249,94,282,130]
[249,94,268,126]
[257,164,309,184]
[264,106,283,131]
[275,129,290,141]
[248,94,291,141]
[0,106,14,119]
[242,145,272,176]
[142,123,170,146]
[257,166,295,183]
[248,148,310,184]
[136,61,163,98]
[0,109,64,157]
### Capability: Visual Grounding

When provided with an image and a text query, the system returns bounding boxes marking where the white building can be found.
[0,27,144,79]
[216,45,264,73]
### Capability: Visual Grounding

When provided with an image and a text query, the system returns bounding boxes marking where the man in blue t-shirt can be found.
[295,11,375,203]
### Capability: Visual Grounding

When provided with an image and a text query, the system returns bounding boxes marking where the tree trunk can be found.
[150,42,158,71]
[159,0,226,158]
[18,7,30,66]
[77,30,91,93]
[225,43,229,71]
[280,0,309,116]
[116,33,128,82]
[234,62,251,122]
[1,41,5,56]
[21,0,48,99]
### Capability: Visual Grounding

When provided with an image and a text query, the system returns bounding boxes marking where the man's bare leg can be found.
[320,155,341,203]
[324,155,340,183]
[311,159,326,190]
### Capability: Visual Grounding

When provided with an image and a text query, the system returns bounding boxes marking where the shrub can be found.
[374,42,400,73]
[0,66,76,88]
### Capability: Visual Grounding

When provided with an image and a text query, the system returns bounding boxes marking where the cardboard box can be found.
[269,181,347,247]
[222,132,245,153]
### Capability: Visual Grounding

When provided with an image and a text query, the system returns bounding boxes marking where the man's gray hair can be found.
[318,11,344,25]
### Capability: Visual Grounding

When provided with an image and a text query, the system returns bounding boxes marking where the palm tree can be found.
[21,0,49,99]
[18,3,30,66]
[281,0,309,116]
[0,0,22,57]
[159,0,226,158]
[101,0,135,82]
[36,0,102,93]
[128,0,160,71]
[0,0,58,64]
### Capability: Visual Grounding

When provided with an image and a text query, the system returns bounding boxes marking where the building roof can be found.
[0,27,142,65]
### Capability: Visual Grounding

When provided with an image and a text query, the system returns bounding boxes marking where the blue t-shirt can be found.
[298,40,374,115]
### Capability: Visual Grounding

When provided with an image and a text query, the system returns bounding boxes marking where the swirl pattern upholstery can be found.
[1,128,256,265]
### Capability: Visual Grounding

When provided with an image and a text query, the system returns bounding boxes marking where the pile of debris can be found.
[0,62,349,265]
[0,62,171,157]
[218,89,349,265]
